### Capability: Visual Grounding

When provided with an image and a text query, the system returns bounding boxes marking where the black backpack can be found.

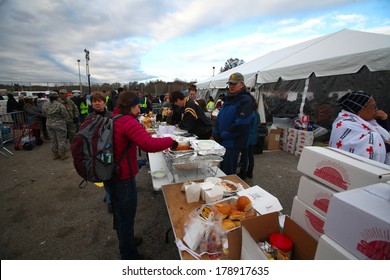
[71,114,130,188]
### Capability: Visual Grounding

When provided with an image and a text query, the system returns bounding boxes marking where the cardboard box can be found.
[324,183,390,260]
[315,234,358,260]
[290,196,326,240]
[297,175,337,216]
[237,185,283,215]
[298,146,390,192]
[227,212,317,260]
[264,128,282,150]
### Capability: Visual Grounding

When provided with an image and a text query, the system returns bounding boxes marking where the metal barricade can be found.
[0,121,14,157]
[0,111,39,151]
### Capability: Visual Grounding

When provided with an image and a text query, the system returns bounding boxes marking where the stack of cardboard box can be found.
[278,127,314,156]
[291,146,390,259]
[322,183,390,260]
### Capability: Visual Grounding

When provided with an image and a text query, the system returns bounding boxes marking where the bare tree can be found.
[220,58,245,73]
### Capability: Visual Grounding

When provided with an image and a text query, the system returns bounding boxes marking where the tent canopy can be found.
[196,29,390,89]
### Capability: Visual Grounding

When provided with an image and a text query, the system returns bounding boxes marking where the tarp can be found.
[196,29,390,89]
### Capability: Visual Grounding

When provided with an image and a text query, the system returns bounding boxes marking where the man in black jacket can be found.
[169,91,212,139]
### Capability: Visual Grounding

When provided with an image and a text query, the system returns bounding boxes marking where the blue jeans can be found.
[221,148,241,175]
[247,145,255,175]
[239,145,254,176]
[111,178,139,260]
[239,147,249,176]
[104,184,111,204]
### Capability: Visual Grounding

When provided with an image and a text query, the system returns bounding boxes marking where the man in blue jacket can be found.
[213,72,254,175]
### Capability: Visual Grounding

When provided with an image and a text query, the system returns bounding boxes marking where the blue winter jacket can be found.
[248,110,260,145]
[213,89,254,149]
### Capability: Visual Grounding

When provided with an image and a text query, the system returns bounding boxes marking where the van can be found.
[12,91,50,99]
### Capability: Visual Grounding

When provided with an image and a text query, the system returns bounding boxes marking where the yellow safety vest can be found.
[140,98,147,108]
[80,101,89,115]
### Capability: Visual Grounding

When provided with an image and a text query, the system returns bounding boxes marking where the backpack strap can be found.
[113,140,132,180]
[79,179,88,189]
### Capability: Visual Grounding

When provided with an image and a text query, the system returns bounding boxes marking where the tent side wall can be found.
[259,67,390,140]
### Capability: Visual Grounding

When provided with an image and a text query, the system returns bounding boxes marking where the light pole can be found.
[213,66,215,76]
[77,59,82,92]
[84,49,91,95]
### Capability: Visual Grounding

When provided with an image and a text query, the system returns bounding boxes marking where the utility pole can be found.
[213,66,215,76]
[84,49,91,95]
[77,59,82,92]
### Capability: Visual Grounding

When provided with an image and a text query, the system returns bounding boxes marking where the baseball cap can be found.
[227,72,244,84]
[59,89,67,94]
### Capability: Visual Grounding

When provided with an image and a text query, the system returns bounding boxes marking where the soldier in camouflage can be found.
[58,89,79,142]
[42,92,70,160]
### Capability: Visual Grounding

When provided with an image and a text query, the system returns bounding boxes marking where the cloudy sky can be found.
[0,0,389,85]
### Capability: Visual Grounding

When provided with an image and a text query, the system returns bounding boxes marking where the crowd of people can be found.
[3,74,264,260]
[5,72,389,261]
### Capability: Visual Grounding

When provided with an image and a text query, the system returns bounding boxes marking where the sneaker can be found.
[134,236,143,247]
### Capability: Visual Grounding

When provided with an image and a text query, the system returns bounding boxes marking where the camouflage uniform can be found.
[59,96,79,142]
[43,100,70,156]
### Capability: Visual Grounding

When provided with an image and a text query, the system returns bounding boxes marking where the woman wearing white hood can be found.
[329,91,390,165]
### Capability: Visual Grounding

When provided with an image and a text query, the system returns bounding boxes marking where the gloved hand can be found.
[171,140,178,150]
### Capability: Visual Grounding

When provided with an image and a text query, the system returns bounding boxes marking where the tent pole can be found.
[299,78,310,118]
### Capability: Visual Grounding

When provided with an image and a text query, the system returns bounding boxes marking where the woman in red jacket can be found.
[112,91,177,260]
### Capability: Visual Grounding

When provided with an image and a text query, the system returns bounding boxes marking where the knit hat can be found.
[49,92,59,98]
[227,72,244,84]
[338,91,372,114]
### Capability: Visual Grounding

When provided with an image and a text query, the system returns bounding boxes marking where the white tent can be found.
[196,29,390,128]
[197,29,390,89]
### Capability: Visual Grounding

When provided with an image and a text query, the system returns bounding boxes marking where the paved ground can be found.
[0,140,301,260]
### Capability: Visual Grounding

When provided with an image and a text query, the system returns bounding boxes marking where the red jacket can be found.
[113,108,173,180]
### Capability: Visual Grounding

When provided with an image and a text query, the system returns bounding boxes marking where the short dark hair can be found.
[169,91,185,104]
[116,91,140,115]
[189,84,197,92]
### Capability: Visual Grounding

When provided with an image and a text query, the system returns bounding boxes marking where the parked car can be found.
[12,91,56,99]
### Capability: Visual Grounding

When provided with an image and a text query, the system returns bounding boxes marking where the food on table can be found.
[221,219,236,231]
[237,195,252,212]
[142,116,153,128]
[245,208,257,218]
[228,210,246,221]
[173,144,192,151]
[205,195,256,231]
[216,181,237,191]
[214,203,231,219]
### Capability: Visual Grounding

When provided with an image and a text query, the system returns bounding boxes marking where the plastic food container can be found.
[269,233,293,260]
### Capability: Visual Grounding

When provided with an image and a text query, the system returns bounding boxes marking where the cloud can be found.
[0,0,388,84]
